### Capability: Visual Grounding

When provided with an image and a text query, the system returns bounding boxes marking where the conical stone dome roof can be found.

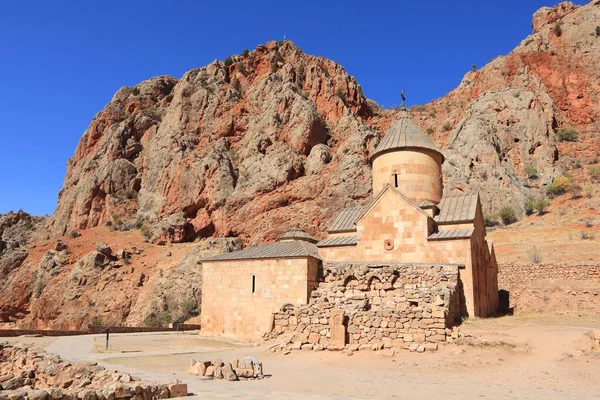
[276,228,318,243]
[371,109,444,162]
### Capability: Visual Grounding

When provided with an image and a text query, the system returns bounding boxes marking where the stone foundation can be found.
[268,263,460,351]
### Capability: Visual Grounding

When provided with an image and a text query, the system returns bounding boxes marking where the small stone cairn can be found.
[189,357,263,381]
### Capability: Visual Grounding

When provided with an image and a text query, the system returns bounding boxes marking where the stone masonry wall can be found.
[269,263,460,352]
[499,263,600,289]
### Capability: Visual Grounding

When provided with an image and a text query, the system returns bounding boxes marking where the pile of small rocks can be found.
[0,342,186,400]
[189,357,263,381]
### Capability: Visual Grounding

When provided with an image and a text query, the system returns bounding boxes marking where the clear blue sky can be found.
[0,0,573,216]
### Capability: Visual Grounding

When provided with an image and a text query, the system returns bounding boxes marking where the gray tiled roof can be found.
[276,228,317,243]
[435,193,479,224]
[317,236,357,247]
[327,205,367,233]
[428,228,474,240]
[202,240,321,262]
[371,109,444,161]
[417,200,437,208]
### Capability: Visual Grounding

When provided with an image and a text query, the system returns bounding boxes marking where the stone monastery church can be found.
[201,109,499,344]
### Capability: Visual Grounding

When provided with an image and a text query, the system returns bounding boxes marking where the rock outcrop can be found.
[50,41,375,245]
[50,2,600,242]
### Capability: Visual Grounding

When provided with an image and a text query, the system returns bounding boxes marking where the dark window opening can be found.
[251,275,256,293]
[394,173,399,188]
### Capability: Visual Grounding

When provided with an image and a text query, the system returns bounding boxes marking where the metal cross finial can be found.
[401,89,406,108]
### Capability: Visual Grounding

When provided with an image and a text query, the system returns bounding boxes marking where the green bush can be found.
[224,56,233,67]
[585,184,594,198]
[91,316,103,326]
[524,199,535,216]
[270,59,278,73]
[242,48,249,57]
[69,230,80,238]
[236,62,247,76]
[589,165,600,181]
[524,198,550,216]
[426,128,434,135]
[131,87,140,96]
[556,126,578,142]
[534,198,550,215]
[596,26,600,37]
[180,300,199,318]
[528,247,542,264]
[525,166,538,179]
[545,176,571,198]
[568,183,582,199]
[144,311,172,328]
[499,206,517,225]
[554,22,562,37]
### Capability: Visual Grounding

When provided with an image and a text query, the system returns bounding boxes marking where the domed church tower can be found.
[371,109,444,204]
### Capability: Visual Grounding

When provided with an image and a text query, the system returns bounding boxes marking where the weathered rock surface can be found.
[50,41,373,245]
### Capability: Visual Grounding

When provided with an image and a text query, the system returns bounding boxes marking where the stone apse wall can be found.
[269,262,461,351]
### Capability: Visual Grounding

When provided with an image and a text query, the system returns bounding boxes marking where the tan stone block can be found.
[413,333,426,343]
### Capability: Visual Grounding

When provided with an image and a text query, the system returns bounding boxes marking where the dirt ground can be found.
[13,315,590,399]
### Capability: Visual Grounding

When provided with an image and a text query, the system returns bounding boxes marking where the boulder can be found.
[221,364,238,381]
[167,383,187,398]
[95,243,113,257]
[188,360,206,376]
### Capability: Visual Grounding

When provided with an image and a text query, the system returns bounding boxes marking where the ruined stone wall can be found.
[270,263,460,352]
[498,263,600,288]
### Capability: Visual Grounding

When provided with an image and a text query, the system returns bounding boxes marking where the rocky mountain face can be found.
[378,1,599,214]
[50,40,377,246]
[1,2,599,329]
[51,2,600,244]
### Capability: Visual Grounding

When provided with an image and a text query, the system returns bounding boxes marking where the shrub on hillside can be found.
[554,22,562,37]
[545,176,571,198]
[556,126,578,142]
[568,183,582,199]
[525,198,550,216]
[525,166,538,179]
[499,206,517,225]
[527,247,542,264]
[589,165,600,181]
